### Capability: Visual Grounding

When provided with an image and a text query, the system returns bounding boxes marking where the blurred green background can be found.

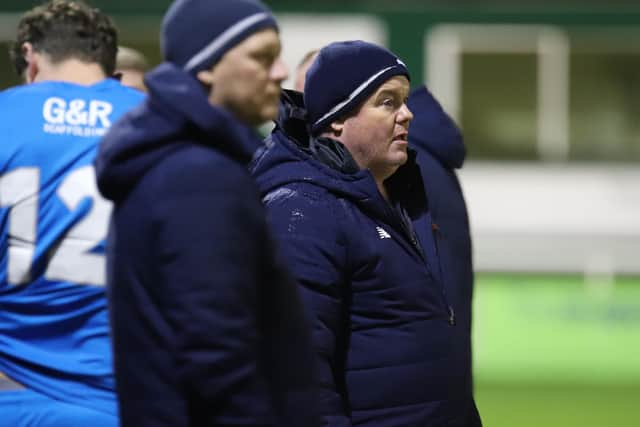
[473,274,640,426]
[2,1,639,425]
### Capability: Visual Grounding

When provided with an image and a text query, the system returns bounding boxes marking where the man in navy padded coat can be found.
[94,1,318,426]
[252,40,477,426]
[407,86,483,426]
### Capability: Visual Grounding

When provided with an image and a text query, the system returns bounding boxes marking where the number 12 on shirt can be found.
[0,165,110,286]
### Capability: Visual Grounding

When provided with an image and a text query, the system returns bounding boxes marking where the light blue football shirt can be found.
[0,79,144,416]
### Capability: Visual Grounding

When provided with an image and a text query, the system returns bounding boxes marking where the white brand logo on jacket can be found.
[376,226,391,239]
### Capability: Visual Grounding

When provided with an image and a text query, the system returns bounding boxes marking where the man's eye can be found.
[254,53,275,67]
[382,98,396,108]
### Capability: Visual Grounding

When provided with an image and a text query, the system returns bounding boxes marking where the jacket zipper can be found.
[431,222,456,326]
[383,200,456,326]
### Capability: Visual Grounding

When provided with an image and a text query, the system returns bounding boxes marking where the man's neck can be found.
[376,180,390,201]
[33,58,107,86]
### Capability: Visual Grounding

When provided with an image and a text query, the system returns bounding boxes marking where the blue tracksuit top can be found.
[407,86,482,426]
[94,65,318,427]
[251,90,474,427]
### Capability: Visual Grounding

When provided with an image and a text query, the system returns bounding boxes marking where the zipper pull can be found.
[448,306,456,326]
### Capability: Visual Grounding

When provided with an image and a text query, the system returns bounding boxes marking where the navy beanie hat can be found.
[161,0,278,74]
[304,40,410,136]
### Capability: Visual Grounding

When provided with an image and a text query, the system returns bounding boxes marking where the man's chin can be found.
[260,103,279,122]
[394,150,409,165]
[393,158,409,170]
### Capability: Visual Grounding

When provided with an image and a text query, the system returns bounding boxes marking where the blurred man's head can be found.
[161,0,288,126]
[304,40,413,182]
[10,0,118,83]
[294,49,319,92]
[115,46,149,92]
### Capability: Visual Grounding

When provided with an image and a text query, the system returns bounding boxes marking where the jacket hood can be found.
[274,89,309,147]
[95,62,260,202]
[407,86,465,169]
[254,90,379,202]
[252,91,426,217]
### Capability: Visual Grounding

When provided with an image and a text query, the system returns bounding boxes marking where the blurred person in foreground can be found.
[94,0,318,426]
[252,40,478,426]
[407,86,482,426]
[0,1,144,426]
[114,45,149,92]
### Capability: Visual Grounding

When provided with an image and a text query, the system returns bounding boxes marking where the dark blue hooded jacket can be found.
[407,86,482,426]
[251,90,474,427]
[94,65,318,427]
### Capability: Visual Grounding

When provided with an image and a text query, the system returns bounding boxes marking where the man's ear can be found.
[22,42,39,83]
[196,69,215,86]
[329,119,344,137]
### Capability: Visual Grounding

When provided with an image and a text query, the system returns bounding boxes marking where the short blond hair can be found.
[294,48,319,92]
[116,46,148,72]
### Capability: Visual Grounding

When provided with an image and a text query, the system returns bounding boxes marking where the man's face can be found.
[200,28,288,126]
[294,51,318,92]
[335,75,413,181]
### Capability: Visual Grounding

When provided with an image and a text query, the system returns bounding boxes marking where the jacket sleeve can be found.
[264,185,352,427]
[152,162,274,425]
